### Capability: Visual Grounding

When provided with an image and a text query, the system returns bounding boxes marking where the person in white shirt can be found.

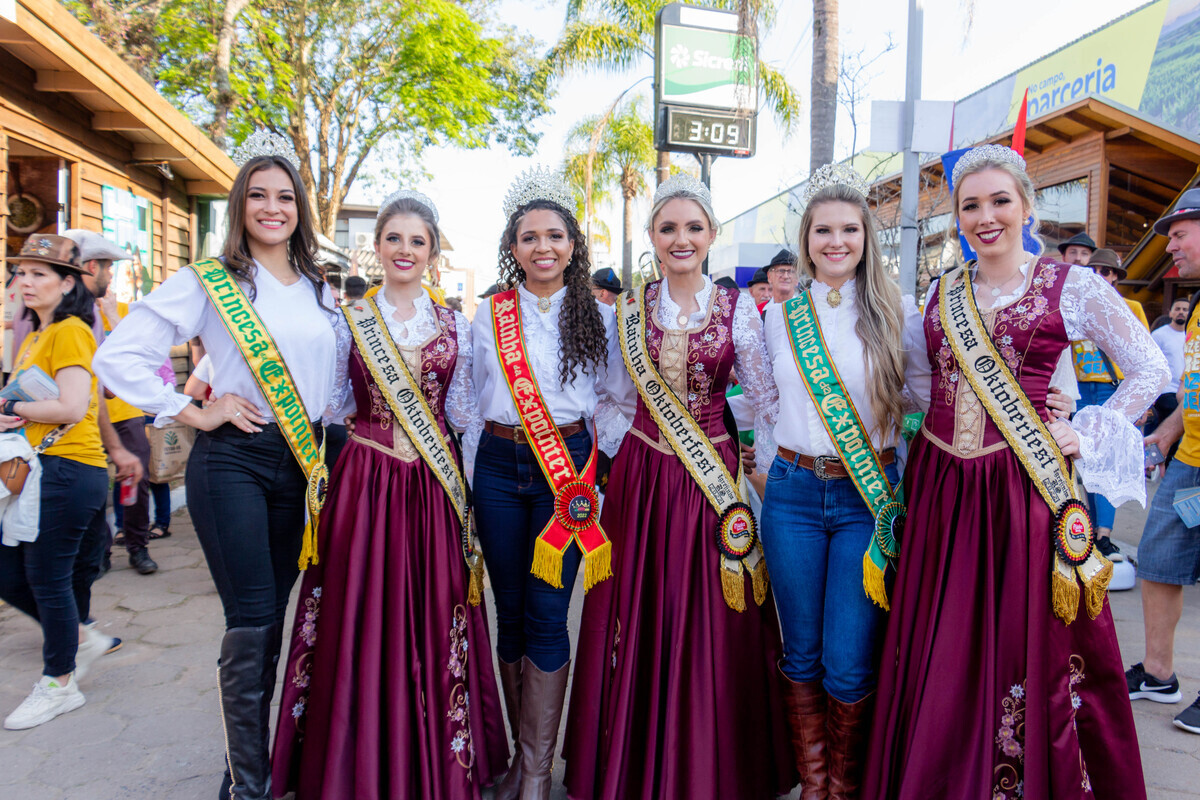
[1149,298,1190,456]
[470,168,615,800]
[93,134,349,800]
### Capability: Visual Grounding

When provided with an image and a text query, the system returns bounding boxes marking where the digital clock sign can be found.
[661,107,756,157]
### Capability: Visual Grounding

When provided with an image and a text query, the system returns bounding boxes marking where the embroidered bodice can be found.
[921,258,1168,507]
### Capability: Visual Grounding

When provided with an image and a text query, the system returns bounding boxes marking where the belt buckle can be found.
[512,426,526,446]
[812,455,836,481]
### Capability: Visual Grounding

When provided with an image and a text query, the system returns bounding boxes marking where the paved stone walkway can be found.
[1,482,1199,798]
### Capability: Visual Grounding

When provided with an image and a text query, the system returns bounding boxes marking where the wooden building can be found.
[868,98,1200,320]
[0,0,235,289]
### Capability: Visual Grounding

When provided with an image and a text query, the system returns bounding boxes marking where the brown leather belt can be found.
[485,419,587,446]
[778,446,896,481]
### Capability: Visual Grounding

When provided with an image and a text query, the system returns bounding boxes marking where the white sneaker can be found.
[75,625,122,681]
[4,675,85,730]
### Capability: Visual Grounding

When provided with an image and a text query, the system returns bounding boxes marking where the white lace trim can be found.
[657,274,713,330]
[732,291,780,467]
[374,290,439,347]
[323,302,352,425]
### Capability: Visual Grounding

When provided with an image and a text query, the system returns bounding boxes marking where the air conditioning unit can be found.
[353,231,372,249]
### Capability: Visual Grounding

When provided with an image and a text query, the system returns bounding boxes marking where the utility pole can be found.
[899,0,923,296]
[698,153,715,275]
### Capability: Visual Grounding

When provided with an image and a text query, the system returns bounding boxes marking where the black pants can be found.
[186,423,313,630]
[0,455,107,676]
[112,417,152,554]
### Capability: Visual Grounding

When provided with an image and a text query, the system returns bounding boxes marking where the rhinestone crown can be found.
[503,166,575,220]
[378,189,439,224]
[230,129,300,171]
[950,144,1026,187]
[652,173,711,207]
[801,163,870,206]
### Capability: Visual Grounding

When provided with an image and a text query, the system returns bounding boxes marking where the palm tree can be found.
[810,0,839,171]
[549,0,801,184]
[565,99,657,288]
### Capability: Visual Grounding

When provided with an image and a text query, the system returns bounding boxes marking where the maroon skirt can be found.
[863,431,1146,799]
[271,437,508,799]
[563,434,796,800]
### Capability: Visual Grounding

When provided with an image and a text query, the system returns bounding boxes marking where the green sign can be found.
[659,23,756,112]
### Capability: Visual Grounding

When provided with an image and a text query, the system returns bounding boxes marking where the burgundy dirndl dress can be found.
[563,281,795,800]
[271,305,508,799]
[863,260,1146,799]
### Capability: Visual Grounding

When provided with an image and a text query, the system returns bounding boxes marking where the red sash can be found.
[491,290,612,590]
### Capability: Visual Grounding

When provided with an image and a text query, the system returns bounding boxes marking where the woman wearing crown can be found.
[94,131,351,799]
[562,174,795,799]
[269,191,509,798]
[471,167,620,800]
[862,145,1160,798]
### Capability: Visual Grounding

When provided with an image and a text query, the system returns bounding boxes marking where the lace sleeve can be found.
[446,311,483,482]
[1060,267,1169,506]
[732,292,780,467]
[592,301,631,456]
[901,294,932,414]
[322,299,352,425]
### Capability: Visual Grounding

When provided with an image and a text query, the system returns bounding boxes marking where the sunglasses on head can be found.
[1093,266,1119,278]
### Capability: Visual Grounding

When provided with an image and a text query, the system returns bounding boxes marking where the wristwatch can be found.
[1,399,19,417]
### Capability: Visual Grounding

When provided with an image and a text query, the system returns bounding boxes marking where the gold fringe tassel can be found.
[467,556,484,607]
[862,552,890,612]
[721,563,747,613]
[1051,568,1080,625]
[530,536,565,589]
[1082,559,1113,620]
[582,540,613,592]
[298,514,319,570]
[751,558,769,607]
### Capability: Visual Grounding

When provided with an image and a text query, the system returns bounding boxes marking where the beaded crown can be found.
[502,166,575,220]
[801,163,869,206]
[378,189,439,224]
[950,144,1026,187]
[230,129,300,171]
[652,173,711,207]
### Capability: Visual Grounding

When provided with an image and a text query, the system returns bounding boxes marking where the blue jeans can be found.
[0,455,108,676]
[1078,381,1118,529]
[759,453,899,702]
[1138,459,1200,585]
[473,427,590,672]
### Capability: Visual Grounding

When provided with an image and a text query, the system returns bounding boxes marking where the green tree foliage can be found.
[66,0,551,236]
[566,99,656,287]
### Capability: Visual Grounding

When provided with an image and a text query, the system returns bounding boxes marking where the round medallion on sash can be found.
[717,503,758,559]
[1053,499,1095,566]
[874,500,905,559]
[554,481,600,532]
[306,462,330,517]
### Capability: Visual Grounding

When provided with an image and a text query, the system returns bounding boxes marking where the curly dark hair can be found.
[497,199,607,386]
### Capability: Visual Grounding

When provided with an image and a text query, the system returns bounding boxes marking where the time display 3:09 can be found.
[667,110,752,151]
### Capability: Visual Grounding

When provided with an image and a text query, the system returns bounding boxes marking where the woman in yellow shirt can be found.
[0,234,110,730]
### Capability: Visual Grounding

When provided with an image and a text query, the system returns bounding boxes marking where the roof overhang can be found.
[0,0,236,193]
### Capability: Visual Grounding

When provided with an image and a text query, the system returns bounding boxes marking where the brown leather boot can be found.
[827,692,874,800]
[517,657,570,800]
[779,666,829,799]
[493,658,523,800]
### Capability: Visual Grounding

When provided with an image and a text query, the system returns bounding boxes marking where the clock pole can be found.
[699,153,715,275]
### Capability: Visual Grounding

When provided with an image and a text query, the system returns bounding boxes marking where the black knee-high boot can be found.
[216,624,278,800]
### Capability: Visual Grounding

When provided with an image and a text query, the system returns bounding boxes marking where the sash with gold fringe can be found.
[490,290,612,591]
[188,260,328,569]
[343,297,483,605]
[783,291,903,610]
[616,284,767,612]
[939,265,1111,624]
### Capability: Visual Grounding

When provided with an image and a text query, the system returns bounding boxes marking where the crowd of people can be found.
[1,125,1199,800]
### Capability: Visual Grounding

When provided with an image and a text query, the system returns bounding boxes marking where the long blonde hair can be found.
[798,184,907,439]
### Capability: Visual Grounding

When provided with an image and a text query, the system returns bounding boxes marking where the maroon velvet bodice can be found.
[630,280,738,443]
[348,304,459,447]
[922,257,1072,453]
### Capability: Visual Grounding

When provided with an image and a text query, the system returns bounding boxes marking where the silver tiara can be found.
[801,163,869,206]
[951,144,1026,187]
[652,173,711,207]
[378,189,439,224]
[503,166,575,219]
[230,129,300,171]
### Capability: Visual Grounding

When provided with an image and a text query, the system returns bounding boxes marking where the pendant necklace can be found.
[826,288,843,308]
[537,296,552,313]
[677,313,689,327]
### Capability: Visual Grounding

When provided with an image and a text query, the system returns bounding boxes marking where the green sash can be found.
[782,291,903,610]
[188,260,328,569]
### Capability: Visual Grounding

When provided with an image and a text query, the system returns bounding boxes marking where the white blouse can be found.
[765,278,926,458]
[94,263,350,427]
[925,260,1169,508]
[472,283,618,432]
